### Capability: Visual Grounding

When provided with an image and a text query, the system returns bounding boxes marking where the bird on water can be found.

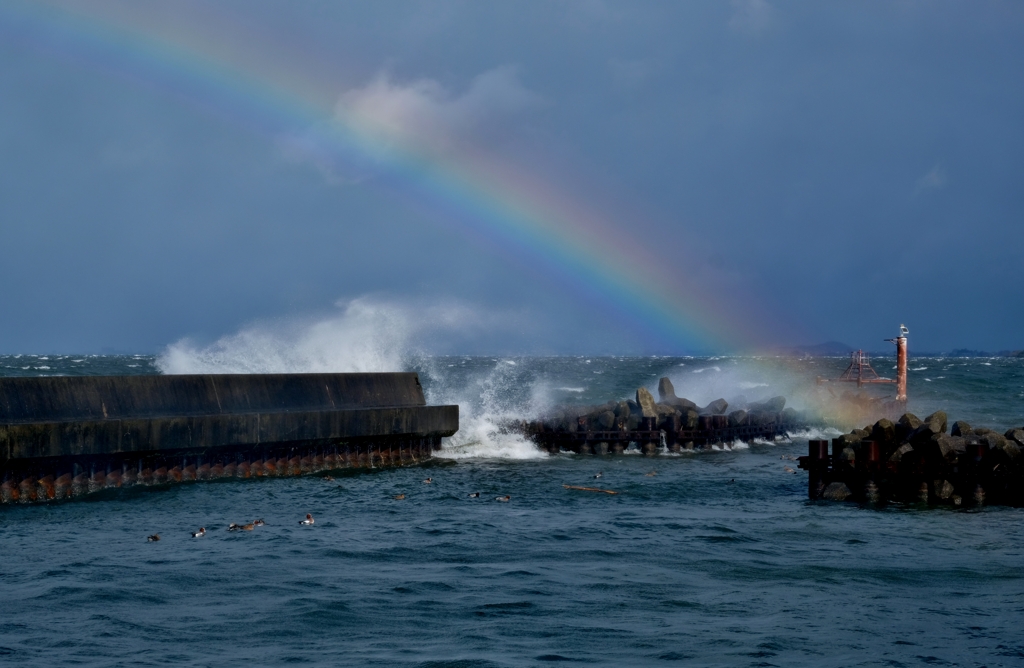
[423,477,433,484]
[299,513,315,525]
[147,534,160,542]
[228,521,255,531]
[593,472,603,479]
[467,492,480,498]
[393,494,406,500]
[495,495,511,502]
[191,527,206,538]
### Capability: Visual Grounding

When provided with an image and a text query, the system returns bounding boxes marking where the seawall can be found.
[0,373,459,503]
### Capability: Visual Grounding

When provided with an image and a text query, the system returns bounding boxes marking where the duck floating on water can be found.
[228,522,255,531]
[147,534,160,542]
[191,528,206,538]
[494,495,511,502]
[467,492,480,498]
[392,494,405,500]
[423,477,433,484]
[299,513,315,525]
[593,472,603,479]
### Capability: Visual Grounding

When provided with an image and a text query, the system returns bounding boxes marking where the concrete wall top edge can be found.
[0,373,428,424]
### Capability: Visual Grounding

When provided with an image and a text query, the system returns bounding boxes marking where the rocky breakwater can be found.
[518,377,804,455]
[799,411,1024,506]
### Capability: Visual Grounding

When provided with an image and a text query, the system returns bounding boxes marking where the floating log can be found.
[563,484,618,494]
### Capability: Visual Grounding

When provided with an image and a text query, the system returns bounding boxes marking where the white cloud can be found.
[337,66,543,150]
[729,0,776,34]
[914,163,947,194]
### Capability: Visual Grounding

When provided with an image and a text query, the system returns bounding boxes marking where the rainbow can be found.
[1,1,793,352]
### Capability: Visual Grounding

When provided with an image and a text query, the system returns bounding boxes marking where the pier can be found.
[524,418,796,455]
[798,413,1024,507]
[0,373,459,503]
[517,378,801,455]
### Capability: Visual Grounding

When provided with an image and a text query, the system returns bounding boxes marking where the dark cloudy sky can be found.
[1,1,1022,355]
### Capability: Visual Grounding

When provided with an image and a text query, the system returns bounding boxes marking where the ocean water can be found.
[2,354,1023,666]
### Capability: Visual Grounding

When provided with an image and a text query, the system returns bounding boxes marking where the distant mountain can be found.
[775,341,855,357]
[948,348,991,357]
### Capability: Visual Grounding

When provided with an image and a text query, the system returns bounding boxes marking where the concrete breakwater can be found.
[799,411,1024,506]
[0,373,459,503]
[516,377,805,454]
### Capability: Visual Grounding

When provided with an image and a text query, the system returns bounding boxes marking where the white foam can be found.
[555,387,586,393]
[785,427,843,441]
[436,423,546,460]
[424,356,552,461]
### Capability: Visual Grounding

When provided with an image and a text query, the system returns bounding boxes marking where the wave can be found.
[156,297,505,374]
[784,427,843,441]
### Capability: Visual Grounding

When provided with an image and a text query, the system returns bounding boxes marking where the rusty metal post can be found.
[865,441,880,469]
[896,336,907,402]
[806,440,828,499]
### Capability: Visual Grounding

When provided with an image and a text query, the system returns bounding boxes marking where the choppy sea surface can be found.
[2,354,1023,666]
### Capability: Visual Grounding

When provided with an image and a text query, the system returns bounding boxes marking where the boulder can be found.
[973,427,993,436]
[658,414,680,431]
[681,408,699,430]
[983,432,1019,460]
[728,410,748,427]
[888,443,914,463]
[1004,429,1024,448]
[635,388,659,418]
[657,377,677,403]
[899,413,922,428]
[822,482,853,501]
[924,410,948,434]
[748,410,776,426]
[595,410,616,431]
[750,396,786,413]
[934,479,955,500]
[951,421,972,437]
[702,398,729,415]
[929,434,966,463]
[871,419,896,445]
[896,413,922,441]
[655,403,677,418]
[781,407,799,424]
[910,411,948,444]
[834,433,863,448]
[999,440,1022,460]
[614,401,631,419]
[669,397,699,411]
[851,428,870,441]
[982,432,1008,450]
[626,399,641,417]
[625,416,640,431]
